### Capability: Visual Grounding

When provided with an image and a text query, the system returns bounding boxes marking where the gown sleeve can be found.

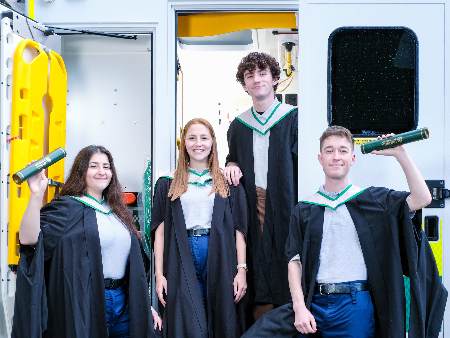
[229,184,248,236]
[285,204,303,262]
[12,233,47,338]
[368,186,409,215]
[368,186,448,337]
[12,196,82,338]
[151,177,171,232]
[40,196,83,261]
[291,109,298,158]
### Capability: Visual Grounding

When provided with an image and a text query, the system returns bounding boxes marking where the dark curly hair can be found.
[60,145,139,238]
[236,52,281,91]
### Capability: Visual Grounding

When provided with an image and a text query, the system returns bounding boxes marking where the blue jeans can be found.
[104,286,130,338]
[188,235,209,301]
[308,282,375,338]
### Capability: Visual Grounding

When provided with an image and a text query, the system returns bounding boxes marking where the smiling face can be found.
[184,123,213,167]
[318,135,355,181]
[243,67,277,101]
[85,152,112,198]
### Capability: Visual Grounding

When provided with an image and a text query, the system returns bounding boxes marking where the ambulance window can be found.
[328,27,418,136]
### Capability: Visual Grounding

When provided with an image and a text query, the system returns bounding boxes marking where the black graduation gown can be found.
[226,108,298,306]
[243,187,447,338]
[12,196,156,338]
[151,177,248,338]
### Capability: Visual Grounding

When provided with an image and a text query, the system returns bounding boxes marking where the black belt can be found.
[104,278,126,289]
[315,282,368,295]
[187,228,210,237]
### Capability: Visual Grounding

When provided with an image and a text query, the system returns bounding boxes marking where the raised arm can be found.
[396,150,431,210]
[371,136,432,210]
[19,170,48,245]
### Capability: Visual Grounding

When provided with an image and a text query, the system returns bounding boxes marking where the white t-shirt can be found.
[180,169,215,230]
[73,195,131,279]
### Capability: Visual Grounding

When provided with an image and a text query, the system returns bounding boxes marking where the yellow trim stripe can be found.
[178,12,296,37]
[28,0,35,20]
[354,137,376,145]
[428,220,443,276]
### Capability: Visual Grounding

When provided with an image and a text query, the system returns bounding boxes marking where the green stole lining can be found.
[236,100,296,135]
[71,195,112,215]
[301,185,366,210]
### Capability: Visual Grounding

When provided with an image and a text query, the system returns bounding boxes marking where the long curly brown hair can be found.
[60,145,139,238]
[236,52,281,91]
[168,118,229,201]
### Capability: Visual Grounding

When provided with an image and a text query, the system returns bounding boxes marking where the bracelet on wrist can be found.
[237,263,247,271]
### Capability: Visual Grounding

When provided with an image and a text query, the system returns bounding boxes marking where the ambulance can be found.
[0,0,449,336]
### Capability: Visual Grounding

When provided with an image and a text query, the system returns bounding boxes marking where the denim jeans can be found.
[104,286,130,338]
[308,281,375,338]
[188,234,209,301]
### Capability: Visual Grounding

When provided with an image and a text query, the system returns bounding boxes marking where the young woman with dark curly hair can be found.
[13,145,161,338]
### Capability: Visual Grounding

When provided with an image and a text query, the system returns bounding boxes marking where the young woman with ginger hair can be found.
[152,118,248,338]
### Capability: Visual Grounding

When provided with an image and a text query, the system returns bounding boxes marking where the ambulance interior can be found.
[175,12,299,166]
[61,34,152,195]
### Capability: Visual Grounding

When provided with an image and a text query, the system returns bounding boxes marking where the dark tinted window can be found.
[328,27,418,136]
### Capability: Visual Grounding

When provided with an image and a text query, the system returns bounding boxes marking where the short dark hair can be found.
[319,126,354,151]
[236,52,281,91]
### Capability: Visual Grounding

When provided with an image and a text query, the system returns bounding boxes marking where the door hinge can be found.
[425,180,449,208]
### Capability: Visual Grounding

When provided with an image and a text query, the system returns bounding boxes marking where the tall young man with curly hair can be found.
[224,52,298,320]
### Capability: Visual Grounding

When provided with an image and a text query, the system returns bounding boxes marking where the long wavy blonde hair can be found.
[168,118,229,201]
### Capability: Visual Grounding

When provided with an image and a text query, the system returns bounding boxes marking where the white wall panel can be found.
[62,34,152,192]
[32,0,162,25]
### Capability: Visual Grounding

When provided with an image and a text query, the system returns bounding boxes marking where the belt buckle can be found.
[319,283,335,295]
[192,230,201,237]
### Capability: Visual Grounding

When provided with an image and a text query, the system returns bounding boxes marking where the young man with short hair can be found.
[224,52,298,319]
[243,126,446,337]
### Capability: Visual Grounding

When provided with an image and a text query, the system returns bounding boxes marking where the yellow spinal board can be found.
[8,39,67,264]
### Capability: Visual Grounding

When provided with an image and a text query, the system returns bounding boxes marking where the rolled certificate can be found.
[360,128,430,154]
[13,148,66,184]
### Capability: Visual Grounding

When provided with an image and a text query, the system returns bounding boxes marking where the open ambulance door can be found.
[1,5,154,335]
[297,0,449,335]
[0,6,66,336]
